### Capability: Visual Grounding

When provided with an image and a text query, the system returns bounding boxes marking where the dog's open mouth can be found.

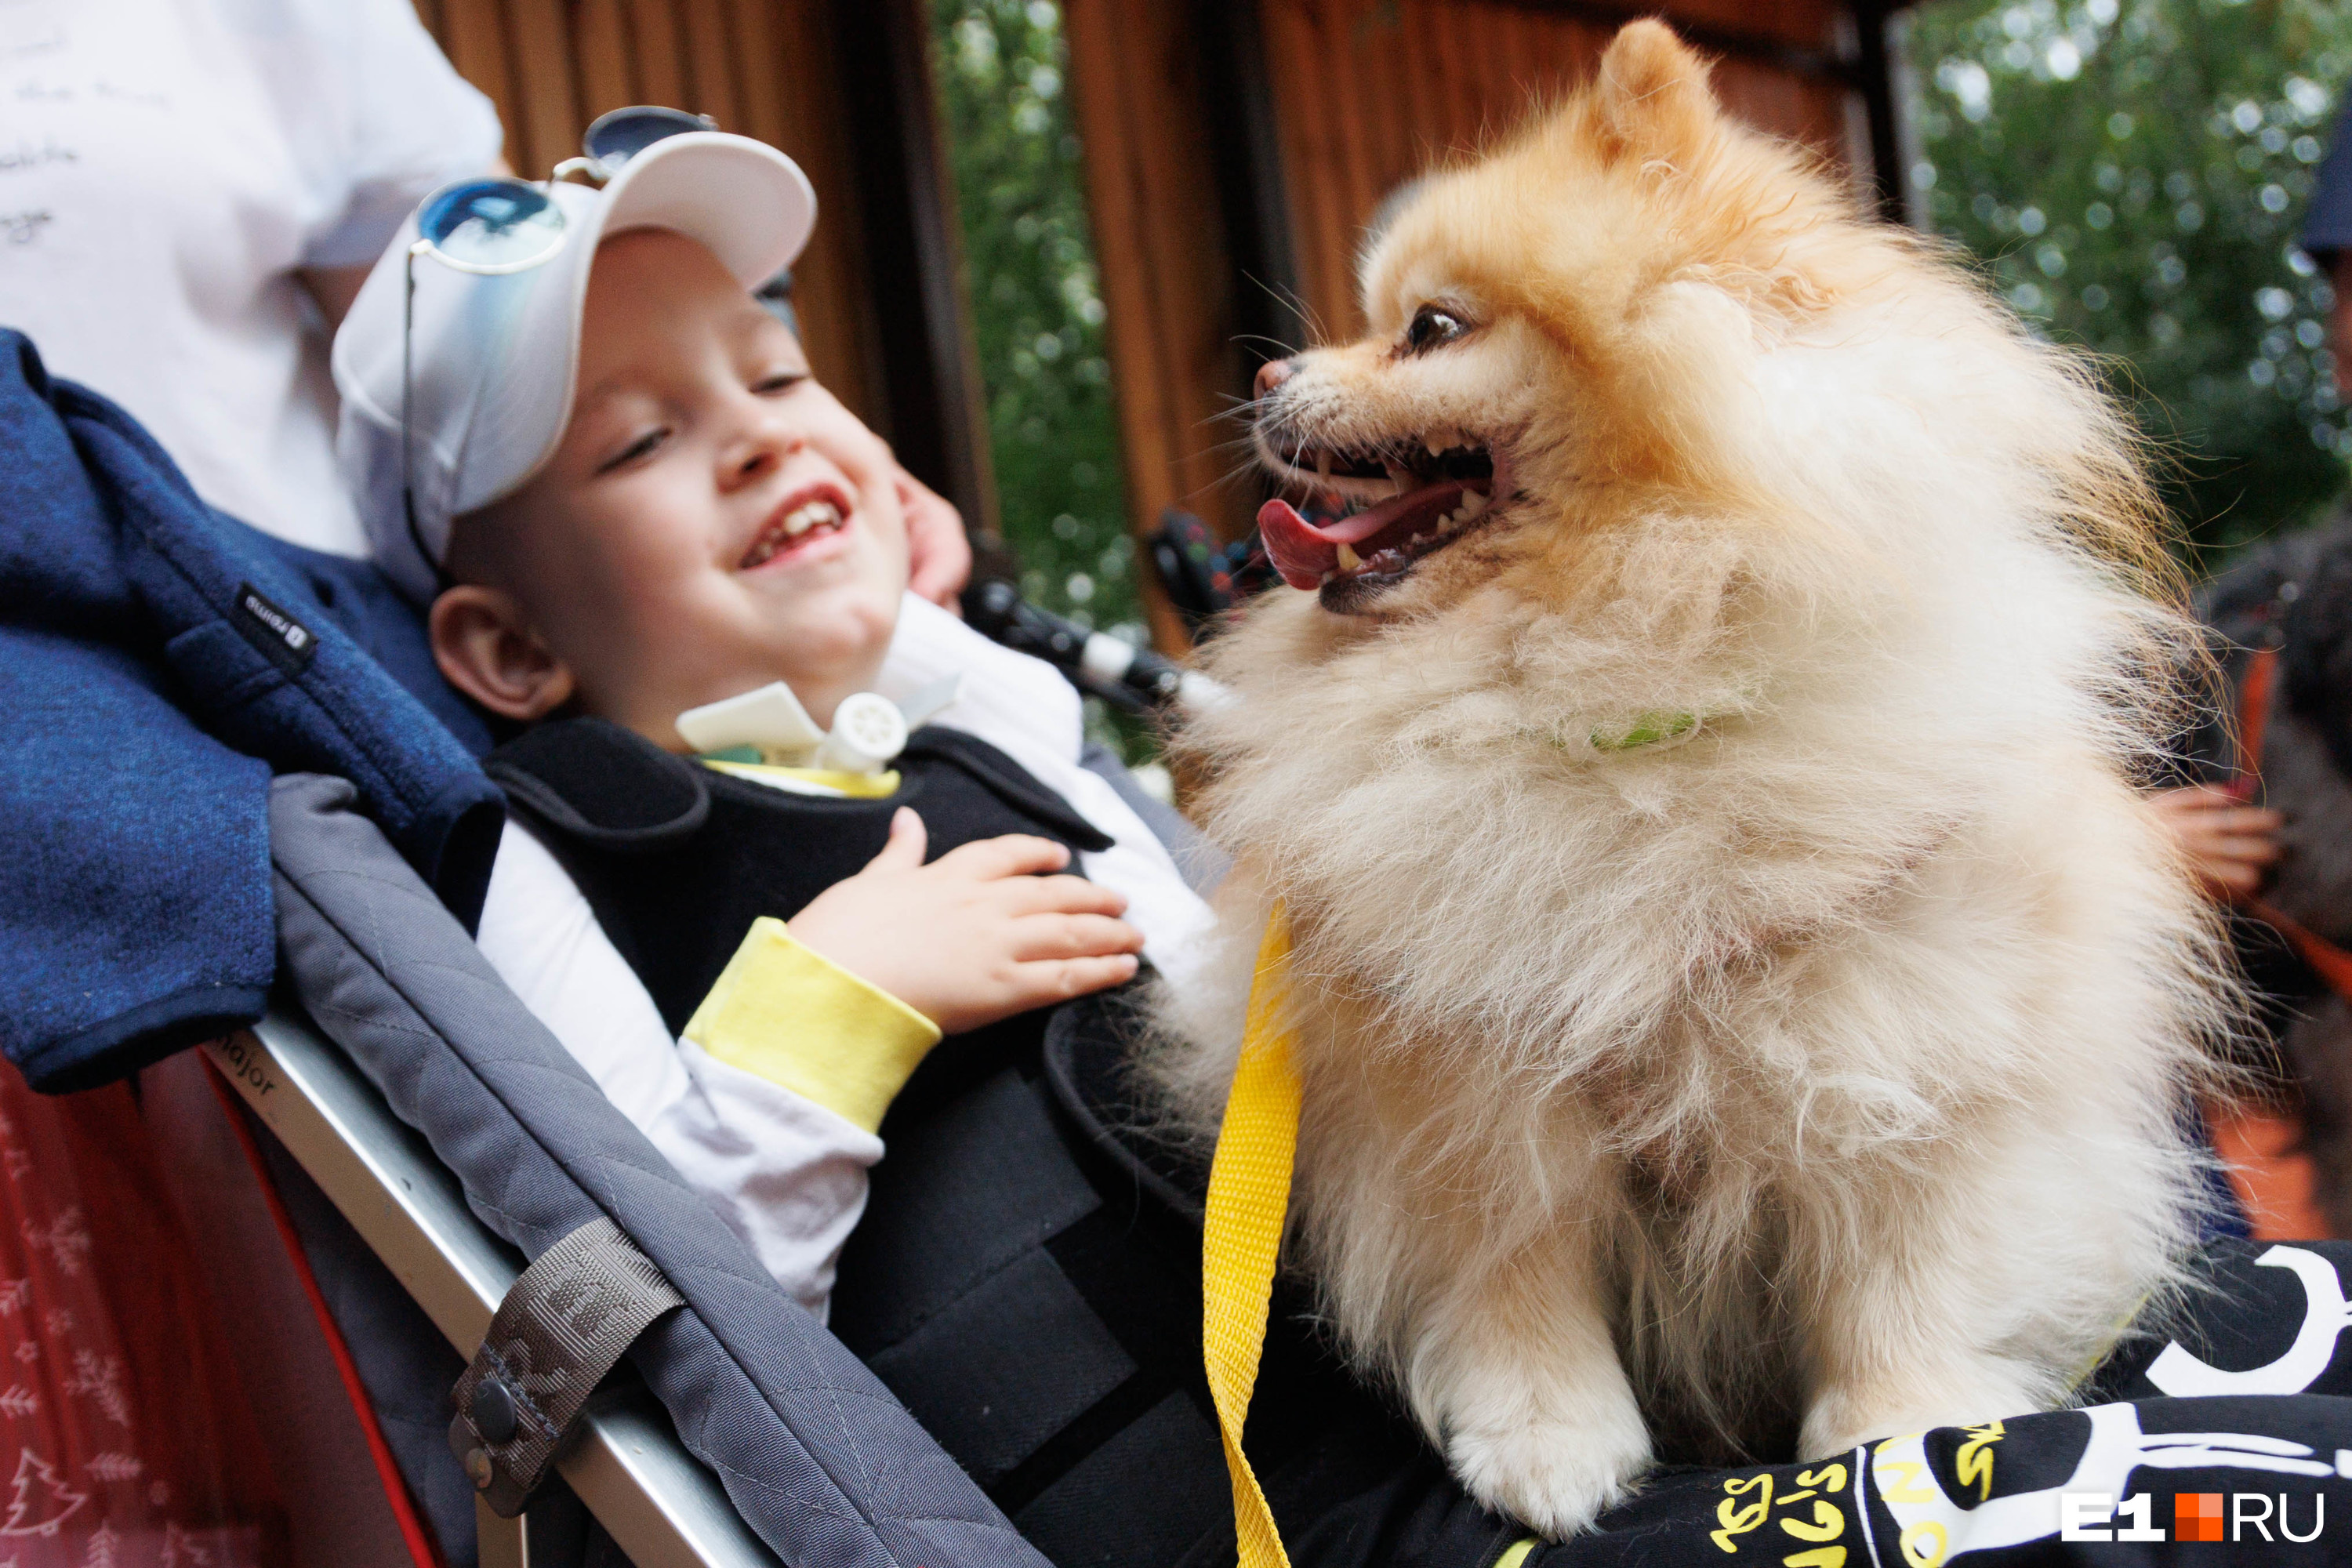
[1258,439,1500,612]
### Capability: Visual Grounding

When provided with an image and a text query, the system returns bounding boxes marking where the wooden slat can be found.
[748,0,887,430]
[426,0,519,167]
[680,0,745,130]
[717,0,788,147]
[1261,0,1353,349]
[572,0,636,122]
[502,0,581,180]
[621,0,688,111]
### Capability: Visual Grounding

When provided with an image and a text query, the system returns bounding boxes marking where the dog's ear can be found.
[1593,20,1719,171]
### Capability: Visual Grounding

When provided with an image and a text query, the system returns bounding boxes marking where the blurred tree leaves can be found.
[928,0,1144,644]
[1909,0,2352,564]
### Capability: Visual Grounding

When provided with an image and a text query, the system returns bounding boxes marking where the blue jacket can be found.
[0,331,503,1091]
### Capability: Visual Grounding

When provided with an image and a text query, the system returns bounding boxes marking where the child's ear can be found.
[428,585,575,722]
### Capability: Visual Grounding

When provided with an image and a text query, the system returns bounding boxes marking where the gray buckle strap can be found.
[450,1217,684,1516]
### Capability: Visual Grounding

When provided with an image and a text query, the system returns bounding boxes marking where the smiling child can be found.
[328,132,1159,1308]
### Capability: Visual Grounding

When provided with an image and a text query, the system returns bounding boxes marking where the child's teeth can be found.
[1335,542,1363,572]
[780,500,842,539]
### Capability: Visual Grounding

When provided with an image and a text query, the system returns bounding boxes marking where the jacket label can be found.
[232,583,318,677]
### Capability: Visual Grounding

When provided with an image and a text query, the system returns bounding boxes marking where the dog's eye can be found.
[1405,304,1469,355]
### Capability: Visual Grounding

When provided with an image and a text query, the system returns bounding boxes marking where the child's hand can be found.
[788,808,1144,1033]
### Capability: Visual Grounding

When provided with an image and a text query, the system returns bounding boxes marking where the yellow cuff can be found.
[683,917,942,1133]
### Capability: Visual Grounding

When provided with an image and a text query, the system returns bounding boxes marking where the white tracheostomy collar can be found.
[675,672,963,775]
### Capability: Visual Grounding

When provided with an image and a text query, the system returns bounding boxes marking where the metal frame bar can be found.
[201,1015,782,1568]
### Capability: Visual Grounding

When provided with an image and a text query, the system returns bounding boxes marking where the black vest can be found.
[486,718,1115,1035]
[486,719,1503,1568]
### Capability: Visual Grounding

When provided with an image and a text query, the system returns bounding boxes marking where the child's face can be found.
[448,228,909,742]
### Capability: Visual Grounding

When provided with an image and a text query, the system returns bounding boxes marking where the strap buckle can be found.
[448,1216,684,1516]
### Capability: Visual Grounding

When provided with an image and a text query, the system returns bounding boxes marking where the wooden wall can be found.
[411,0,890,441]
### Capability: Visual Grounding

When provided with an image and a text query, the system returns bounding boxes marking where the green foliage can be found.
[1908,0,2352,564]
[928,0,1143,644]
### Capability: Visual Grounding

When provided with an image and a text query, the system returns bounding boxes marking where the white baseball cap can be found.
[332,131,817,602]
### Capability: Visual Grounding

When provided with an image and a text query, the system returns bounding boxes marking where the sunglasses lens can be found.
[583,106,716,172]
[419,180,565,270]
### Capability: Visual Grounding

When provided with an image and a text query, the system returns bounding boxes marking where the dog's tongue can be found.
[1259,485,1472,590]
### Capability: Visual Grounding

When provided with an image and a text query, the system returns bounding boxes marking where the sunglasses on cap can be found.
[398,107,722,583]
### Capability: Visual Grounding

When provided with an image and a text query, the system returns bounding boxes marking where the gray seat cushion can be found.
[267,773,1051,1568]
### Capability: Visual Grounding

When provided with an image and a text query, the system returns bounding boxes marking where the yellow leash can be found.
[1203,902,1304,1568]
[1200,909,1544,1568]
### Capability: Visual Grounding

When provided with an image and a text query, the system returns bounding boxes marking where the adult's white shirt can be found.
[476,594,1216,1310]
[0,0,503,555]
[0,5,501,1559]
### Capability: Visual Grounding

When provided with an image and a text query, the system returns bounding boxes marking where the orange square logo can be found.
[2175,1493,2225,1542]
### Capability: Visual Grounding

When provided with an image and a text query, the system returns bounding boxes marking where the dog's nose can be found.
[1254,358,1296,399]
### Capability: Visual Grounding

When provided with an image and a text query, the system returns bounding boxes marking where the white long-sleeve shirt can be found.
[474,595,1213,1312]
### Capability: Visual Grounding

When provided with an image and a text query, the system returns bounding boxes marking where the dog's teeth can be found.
[1319,569,1335,586]
[1316,451,1332,483]
[1424,435,1443,457]
[1335,542,1363,573]
[1460,490,1487,517]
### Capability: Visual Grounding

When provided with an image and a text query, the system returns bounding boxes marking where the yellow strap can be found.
[1203,902,1303,1568]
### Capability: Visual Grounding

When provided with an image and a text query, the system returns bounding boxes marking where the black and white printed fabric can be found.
[1526,1236,2352,1565]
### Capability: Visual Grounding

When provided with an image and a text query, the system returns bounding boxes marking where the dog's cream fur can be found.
[1149,22,2230,1538]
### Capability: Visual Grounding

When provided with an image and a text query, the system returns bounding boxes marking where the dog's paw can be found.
[1800,1371,2042,1459]
[1447,1408,1653,1539]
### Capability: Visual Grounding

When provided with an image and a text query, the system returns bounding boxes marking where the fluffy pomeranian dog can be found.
[1149,20,2230,1538]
